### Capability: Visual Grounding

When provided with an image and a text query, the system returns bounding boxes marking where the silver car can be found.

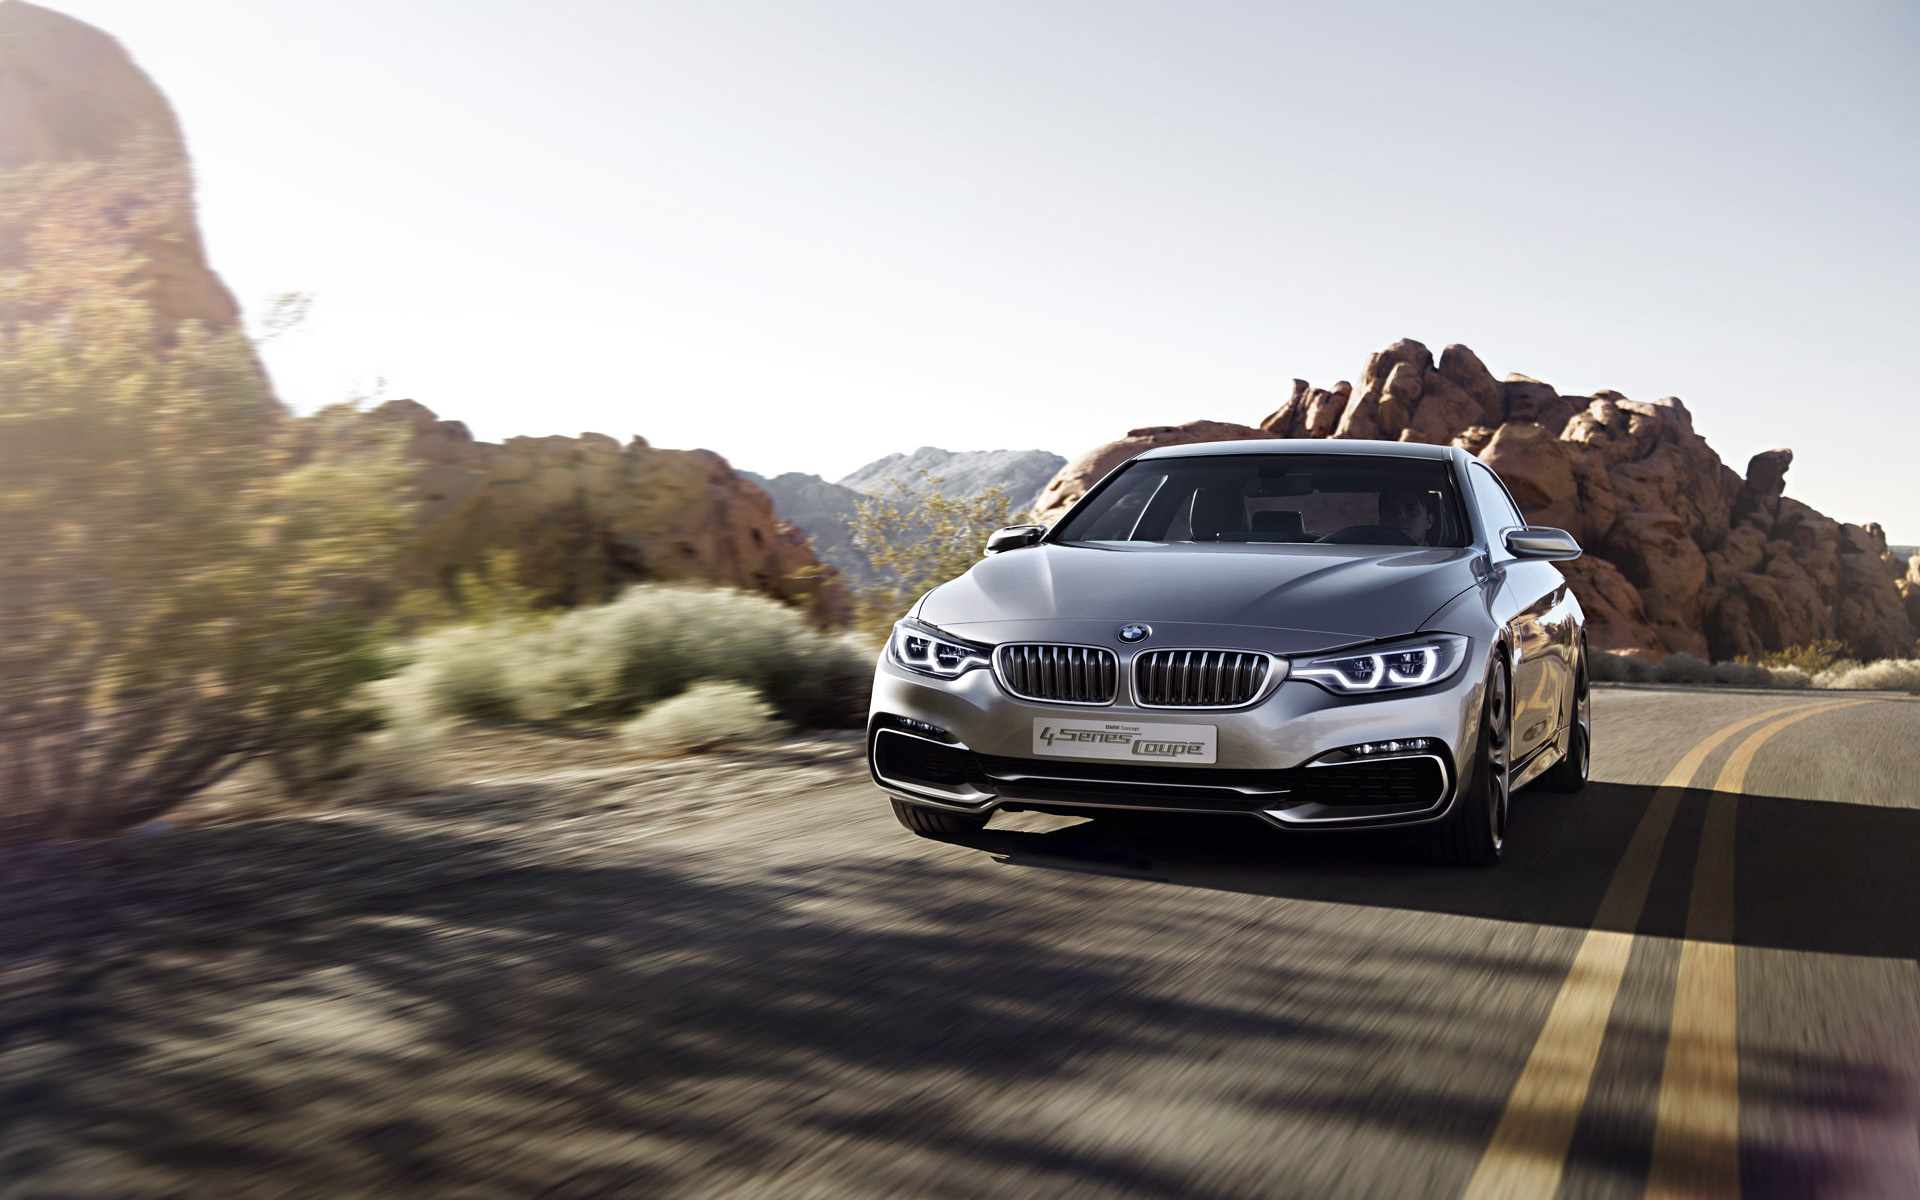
[867,439,1591,866]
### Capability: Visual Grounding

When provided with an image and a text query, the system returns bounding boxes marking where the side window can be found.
[1468,464,1524,548]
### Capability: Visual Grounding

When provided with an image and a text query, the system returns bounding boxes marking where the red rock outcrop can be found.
[373,401,842,618]
[6,5,841,618]
[0,1,243,338]
[1899,555,1920,635]
[1032,340,1914,662]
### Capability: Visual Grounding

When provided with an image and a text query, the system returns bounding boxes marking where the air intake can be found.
[1133,650,1274,708]
[994,644,1119,705]
[1292,757,1446,808]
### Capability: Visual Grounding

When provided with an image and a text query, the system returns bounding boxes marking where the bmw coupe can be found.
[868,439,1590,866]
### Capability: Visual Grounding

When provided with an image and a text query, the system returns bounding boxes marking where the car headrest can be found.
[1249,510,1306,539]
[1188,487,1244,540]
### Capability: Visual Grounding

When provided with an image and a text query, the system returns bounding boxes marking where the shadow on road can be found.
[950,783,1920,959]
[1,812,1448,1198]
[6,773,1915,1197]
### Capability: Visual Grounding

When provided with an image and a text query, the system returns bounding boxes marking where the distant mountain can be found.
[738,471,872,582]
[835,447,1065,513]
[743,447,1066,584]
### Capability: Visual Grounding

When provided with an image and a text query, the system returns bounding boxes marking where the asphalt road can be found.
[6,684,1919,1198]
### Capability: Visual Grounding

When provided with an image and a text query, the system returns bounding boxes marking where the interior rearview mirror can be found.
[984,524,1045,555]
[1504,527,1582,561]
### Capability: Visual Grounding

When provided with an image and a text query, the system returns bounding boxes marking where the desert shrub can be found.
[1811,658,1861,684]
[1748,641,1849,675]
[619,682,779,755]
[845,471,1024,634]
[376,583,872,732]
[327,712,454,802]
[390,549,550,634]
[537,585,871,725]
[0,155,414,841]
[1814,658,1920,691]
[1652,653,1716,685]
[1590,652,1651,683]
[1769,665,1813,689]
[338,659,463,799]
[1587,651,1876,690]
[1581,646,1920,690]
[1594,652,1789,688]
[396,622,525,722]
[1711,661,1776,688]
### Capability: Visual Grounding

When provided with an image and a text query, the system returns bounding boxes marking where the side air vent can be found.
[873,731,991,792]
[1133,649,1274,708]
[993,644,1119,705]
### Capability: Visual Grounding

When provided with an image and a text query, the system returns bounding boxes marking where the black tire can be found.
[1539,644,1591,794]
[1427,654,1511,867]
[891,798,990,838]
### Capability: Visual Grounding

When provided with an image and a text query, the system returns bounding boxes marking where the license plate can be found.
[1031,718,1218,764]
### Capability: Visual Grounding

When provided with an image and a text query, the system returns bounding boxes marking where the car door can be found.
[1466,463,1563,766]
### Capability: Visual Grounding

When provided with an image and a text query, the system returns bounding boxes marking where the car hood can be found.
[918,542,1482,654]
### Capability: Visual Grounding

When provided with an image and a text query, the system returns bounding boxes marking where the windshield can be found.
[1051,453,1469,549]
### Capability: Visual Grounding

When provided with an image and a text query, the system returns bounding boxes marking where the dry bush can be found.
[343,671,459,799]
[1652,653,1716,685]
[1747,641,1849,675]
[619,682,779,756]
[1814,658,1920,691]
[374,583,872,736]
[0,155,413,842]
[845,471,1024,634]
[1585,649,1909,691]
[1589,651,1652,683]
[1769,665,1814,689]
[1711,661,1776,688]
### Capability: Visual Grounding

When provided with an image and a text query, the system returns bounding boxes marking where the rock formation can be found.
[1901,554,1920,637]
[0,0,244,338]
[739,471,874,584]
[6,4,842,619]
[1032,339,1914,662]
[375,402,842,618]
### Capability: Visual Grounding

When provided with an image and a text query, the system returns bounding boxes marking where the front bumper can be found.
[868,646,1486,830]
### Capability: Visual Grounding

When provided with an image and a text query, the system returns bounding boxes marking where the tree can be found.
[0,155,414,841]
[844,471,1024,634]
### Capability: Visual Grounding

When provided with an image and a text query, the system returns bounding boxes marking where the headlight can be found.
[1292,635,1470,695]
[887,619,991,680]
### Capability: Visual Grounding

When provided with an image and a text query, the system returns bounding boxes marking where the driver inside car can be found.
[1379,486,1435,546]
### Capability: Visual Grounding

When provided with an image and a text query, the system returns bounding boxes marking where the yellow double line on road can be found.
[1462,698,1882,1200]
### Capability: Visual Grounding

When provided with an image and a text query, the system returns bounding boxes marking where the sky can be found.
[48,0,1920,540]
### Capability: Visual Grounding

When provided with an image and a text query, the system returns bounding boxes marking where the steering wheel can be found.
[1319,525,1417,546]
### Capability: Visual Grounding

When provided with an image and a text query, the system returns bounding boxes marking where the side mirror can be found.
[1504,527,1582,561]
[984,524,1045,555]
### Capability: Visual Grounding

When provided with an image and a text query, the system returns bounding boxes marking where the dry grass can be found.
[1813,658,1920,691]
[1594,649,1914,691]
[372,584,872,730]
[343,585,870,799]
[619,682,781,756]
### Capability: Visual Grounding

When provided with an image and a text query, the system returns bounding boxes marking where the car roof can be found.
[1133,438,1460,463]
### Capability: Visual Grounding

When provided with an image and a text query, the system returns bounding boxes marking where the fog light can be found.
[1321,737,1438,764]
[895,716,951,739]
